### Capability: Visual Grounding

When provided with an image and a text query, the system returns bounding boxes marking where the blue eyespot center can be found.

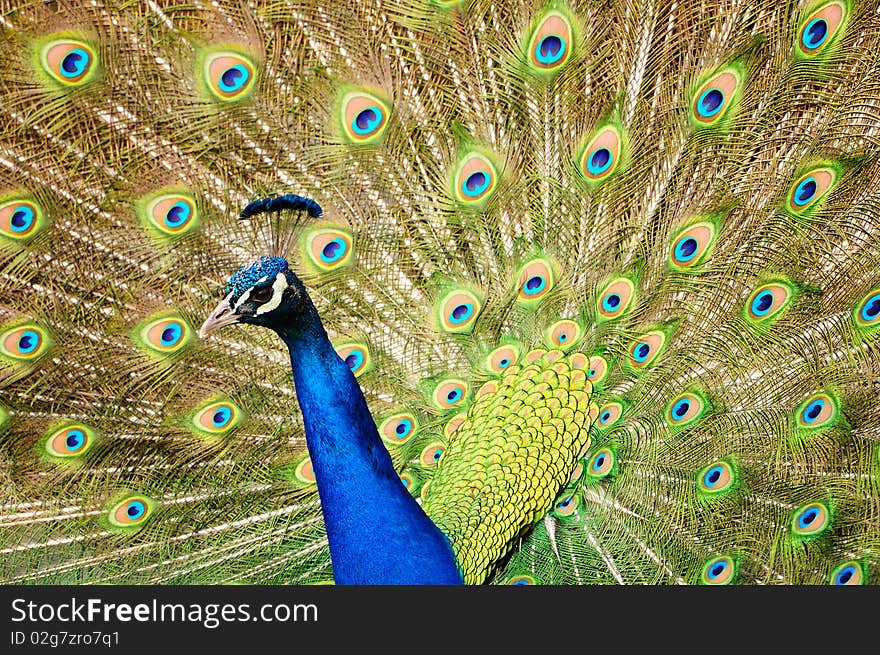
[634,343,650,361]
[799,509,817,527]
[219,65,249,92]
[803,399,824,422]
[587,147,613,175]
[558,498,572,508]
[447,389,461,402]
[675,237,699,261]
[321,238,347,263]
[603,293,621,311]
[10,206,34,232]
[127,501,145,519]
[860,294,880,322]
[463,172,490,197]
[18,330,38,354]
[523,275,547,295]
[803,18,829,49]
[794,177,818,205]
[449,303,474,324]
[66,430,85,450]
[395,420,412,436]
[212,408,231,427]
[751,291,774,315]
[499,358,510,368]
[708,561,727,578]
[61,49,89,77]
[698,88,724,118]
[588,368,596,377]
[558,333,567,342]
[536,35,565,65]
[705,466,723,486]
[593,454,606,469]
[353,107,383,135]
[433,449,443,461]
[835,566,855,585]
[165,202,190,227]
[600,411,610,423]
[674,400,690,418]
[161,324,182,345]
[344,350,364,371]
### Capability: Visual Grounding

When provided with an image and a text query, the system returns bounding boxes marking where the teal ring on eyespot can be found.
[801,399,825,424]
[433,448,444,461]
[586,147,613,176]
[535,35,566,65]
[793,177,818,206]
[599,411,611,424]
[498,358,510,368]
[344,349,364,371]
[212,407,232,428]
[126,501,146,520]
[671,399,691,421]
[860,294,880,323]
[592,453,606,470]
[802,18,829,50]
[797,507,819,529]
[750,291,775,316]
[320,238,348,263]
[833,565,856,585]
[522,275,547,296]
[556,497,573,510]
[60,48,90,78]
[446,388,462,403]
[448,303,474,325]
[632,342,651,362]
[601,293,621,313]
[351,107,383,136]
[10,205,35,233]
[17,330,40,354]
[218,65,250,93]
[703,465,724,488]
[394,419,413,439]
[696,88,725,118]
[165,202,190,228]
[65,429,86,451]
[674,236,699,262]
[160,322,183,346]
[461,172,490,198]
[706,560,728,580]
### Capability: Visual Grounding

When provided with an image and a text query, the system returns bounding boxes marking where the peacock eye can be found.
[250,286,273,303]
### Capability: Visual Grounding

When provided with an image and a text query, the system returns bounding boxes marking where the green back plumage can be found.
[1,0,879,585]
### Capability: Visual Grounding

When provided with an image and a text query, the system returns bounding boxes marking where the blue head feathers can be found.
[224,256,289,302]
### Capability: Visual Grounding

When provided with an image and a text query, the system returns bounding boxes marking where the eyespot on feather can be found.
[795,392,838,430]
[44,424,96,459]
[691,67,741,126]
[203,51,256,101]
[586,447,616,479]
[744,282,793,323]
[578,125,622,183]
[668,221,717,270]
[786,167,837,215]
[141,193,198,236]
[339,90,391,144]
[595,402,622,429]
[453,152,498,205]
[829,560,864,586]
[0,199,45,242]
[797,2,847,57]
[1,324,50,361]
[791,502,831,538]
[438,290,482,334]
[596,277,635,321]
[516,259,555,304]
[697,460,736,495]
[553,495,579,517]
[40,38,97,86]
[379,412,418,445]
[700,556,736,585]
[137,315,193,355]
[107,495,155,528]
[666,391,707,428]
[527,10,574,74]
[192,400,242,435]
[586,355,609,384]
[628,330,665,369]
[486,344,521,374]
[335,342,372,378]
[420,442,446,466]
[432,379,469,410]
[545,319,582,350]
[853,289,880,330]
[304,227,354,272]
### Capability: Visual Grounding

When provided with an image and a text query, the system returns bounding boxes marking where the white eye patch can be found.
[254,272,288,315]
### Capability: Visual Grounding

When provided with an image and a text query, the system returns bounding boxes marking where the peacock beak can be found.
[199,296,239,338]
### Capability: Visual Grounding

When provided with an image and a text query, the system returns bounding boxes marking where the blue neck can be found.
[277,303,462,585]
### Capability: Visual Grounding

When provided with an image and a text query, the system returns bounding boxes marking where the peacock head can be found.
[199,255,311,337]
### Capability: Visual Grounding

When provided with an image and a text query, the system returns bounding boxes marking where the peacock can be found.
[1,0,879,586]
